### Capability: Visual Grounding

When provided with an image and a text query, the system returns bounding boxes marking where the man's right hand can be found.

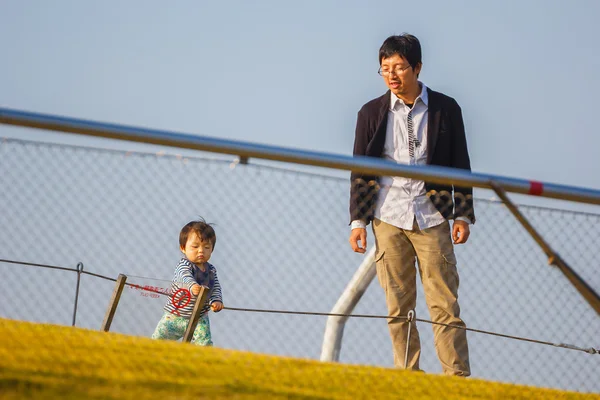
[349,228,367,253]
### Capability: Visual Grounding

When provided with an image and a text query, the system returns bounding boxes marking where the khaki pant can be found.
[373,218,470,376]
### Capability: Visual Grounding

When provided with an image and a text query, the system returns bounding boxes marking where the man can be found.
[348,34,475,376]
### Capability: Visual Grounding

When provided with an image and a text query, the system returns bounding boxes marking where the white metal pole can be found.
[320,247,377,362]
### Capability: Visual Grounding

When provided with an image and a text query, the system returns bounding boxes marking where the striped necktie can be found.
[407,107,420,159]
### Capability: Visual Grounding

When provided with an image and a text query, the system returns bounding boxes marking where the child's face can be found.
[181,232,213,265]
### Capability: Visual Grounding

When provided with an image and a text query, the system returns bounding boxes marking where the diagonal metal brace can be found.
[490,181,600,316]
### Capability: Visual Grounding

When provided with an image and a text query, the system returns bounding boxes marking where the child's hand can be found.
[211,301,223,312]
[191,284,201,296]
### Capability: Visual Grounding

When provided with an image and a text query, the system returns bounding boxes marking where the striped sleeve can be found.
[208,265,223,305]
[172,259,197,292]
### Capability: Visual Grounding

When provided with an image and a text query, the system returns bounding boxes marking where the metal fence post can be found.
[404,310,415,369]
[72,262,84,326]
[101,274,128,332]
[182,286,210,343]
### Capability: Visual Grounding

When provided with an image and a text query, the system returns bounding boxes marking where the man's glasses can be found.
[378,64,412,77]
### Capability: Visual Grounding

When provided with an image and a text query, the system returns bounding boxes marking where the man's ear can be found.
[414,62,422,77]
[180,245,186,254]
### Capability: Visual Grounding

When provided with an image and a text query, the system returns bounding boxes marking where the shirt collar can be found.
[390,82,428,109]
[182,257,210,271]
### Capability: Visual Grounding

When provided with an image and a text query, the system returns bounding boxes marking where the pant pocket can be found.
[442,252,460,293]
[375,250,387,291]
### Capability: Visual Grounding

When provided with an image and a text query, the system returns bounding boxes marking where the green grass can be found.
[0,318,596,399]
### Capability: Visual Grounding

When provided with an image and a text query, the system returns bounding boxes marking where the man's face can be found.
[380,54,421,97]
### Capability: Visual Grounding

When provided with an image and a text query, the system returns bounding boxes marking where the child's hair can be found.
[179,219,217,249]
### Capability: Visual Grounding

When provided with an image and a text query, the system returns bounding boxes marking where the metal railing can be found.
[2,107,600,205]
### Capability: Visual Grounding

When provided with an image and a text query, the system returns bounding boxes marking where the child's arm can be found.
[209,266,223,312]
[173,260,200,294]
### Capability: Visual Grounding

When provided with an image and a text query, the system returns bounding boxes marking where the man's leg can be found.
[408,220,470,376]
[372,218,421,370]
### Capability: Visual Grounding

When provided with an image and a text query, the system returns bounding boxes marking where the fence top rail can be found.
[2,107,600,206]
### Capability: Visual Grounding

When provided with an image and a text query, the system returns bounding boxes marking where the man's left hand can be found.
[452,220,470,245]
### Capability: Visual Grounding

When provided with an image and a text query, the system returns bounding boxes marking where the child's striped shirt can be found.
[163,258,222,318]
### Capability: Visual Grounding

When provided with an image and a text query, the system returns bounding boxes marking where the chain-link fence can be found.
[1,137,599,396]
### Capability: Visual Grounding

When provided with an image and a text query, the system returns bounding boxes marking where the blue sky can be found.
[2,0,600,205]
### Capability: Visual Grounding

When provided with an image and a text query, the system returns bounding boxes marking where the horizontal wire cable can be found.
[224,306,408,321]
[414,318,598,355]
[0,258,78,273]
[81,270,116,282]
[124,282,171,297]
[224,306,598,355]
[1,258,597,355]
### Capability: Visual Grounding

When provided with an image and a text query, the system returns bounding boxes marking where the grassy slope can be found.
[0,319,596,399]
